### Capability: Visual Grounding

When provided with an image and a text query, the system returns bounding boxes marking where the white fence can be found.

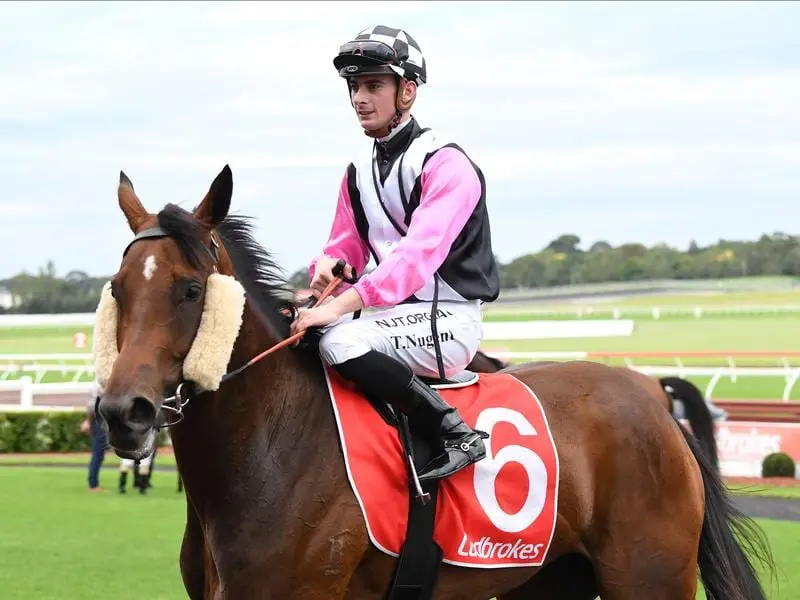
[0,314,96,327]
[2,351,800,411]
[0,377,91,412]
[5,302,800,329]
[485,304,800,320]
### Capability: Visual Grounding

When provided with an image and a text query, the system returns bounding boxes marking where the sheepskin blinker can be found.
[92,274,246,392]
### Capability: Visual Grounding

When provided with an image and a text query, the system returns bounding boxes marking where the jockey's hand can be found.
[290,304,342,338]
[310,257,355,296]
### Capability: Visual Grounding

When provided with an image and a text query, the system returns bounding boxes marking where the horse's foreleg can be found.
[180,498,219,600]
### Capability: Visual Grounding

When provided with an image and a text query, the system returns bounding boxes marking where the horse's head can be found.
[95,165,247,459]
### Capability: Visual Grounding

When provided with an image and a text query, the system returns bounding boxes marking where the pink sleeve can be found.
[308,169,371,292]
[353,147,481,308]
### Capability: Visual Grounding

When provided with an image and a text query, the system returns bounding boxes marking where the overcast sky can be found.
[1,0,798,279]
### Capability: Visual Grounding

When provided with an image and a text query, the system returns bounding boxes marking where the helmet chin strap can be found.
[363,109,403,139]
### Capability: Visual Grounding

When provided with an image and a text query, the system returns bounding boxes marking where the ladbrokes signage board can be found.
[689,421,800,478]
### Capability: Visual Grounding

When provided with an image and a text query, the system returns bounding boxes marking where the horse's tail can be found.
[659,376,719,472]
[677,423,775,600]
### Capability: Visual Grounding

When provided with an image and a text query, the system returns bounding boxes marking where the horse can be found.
[467,351,721,473]
[95,165,773,600]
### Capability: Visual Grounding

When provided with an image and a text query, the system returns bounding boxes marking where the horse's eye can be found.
[185,281,203,302]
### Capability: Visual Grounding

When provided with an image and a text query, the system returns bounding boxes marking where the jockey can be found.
[290,25,500,483]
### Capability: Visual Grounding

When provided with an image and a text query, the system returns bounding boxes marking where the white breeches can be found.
[318,300,483,379]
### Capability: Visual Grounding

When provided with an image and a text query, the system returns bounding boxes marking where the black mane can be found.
[156,203,296,339]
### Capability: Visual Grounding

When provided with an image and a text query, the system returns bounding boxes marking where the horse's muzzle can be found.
[97,392,158,457]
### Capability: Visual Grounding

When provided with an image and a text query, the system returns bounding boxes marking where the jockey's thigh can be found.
[318,300,483,379]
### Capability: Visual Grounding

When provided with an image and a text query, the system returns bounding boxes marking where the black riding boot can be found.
[334,350,489,483]
[399,375,489,482]
[118,471,128,494]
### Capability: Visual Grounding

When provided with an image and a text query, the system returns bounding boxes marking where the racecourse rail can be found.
[1,350,799,424]
[2,303,800,327]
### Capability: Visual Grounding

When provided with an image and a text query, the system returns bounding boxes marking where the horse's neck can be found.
[172,303,332,515]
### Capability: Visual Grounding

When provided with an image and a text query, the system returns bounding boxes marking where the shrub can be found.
[0,411,171,453]
[761,452,796,478]
[0,414,13,452]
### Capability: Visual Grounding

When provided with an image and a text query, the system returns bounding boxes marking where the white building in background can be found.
[0,286,19,309]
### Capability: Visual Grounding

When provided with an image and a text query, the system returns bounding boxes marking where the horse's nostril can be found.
[128,396,157,426]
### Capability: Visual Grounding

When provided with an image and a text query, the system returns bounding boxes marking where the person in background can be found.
[118,451,154,495]
[80,380,107,492]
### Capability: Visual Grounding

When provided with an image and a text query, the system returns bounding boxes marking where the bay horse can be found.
[467,351,720,472]
[96,165,773,600]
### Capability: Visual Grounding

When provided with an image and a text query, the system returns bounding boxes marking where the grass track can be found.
[0,468,797,599]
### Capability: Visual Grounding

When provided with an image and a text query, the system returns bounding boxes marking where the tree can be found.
[545,234,581,255]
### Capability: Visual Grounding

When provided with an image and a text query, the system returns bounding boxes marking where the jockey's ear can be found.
[396,79,417,112]
[118,171,149,233]
[194,165,232,229]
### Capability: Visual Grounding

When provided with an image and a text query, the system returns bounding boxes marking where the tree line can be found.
[496,231,800,289]
[2,232,798,314]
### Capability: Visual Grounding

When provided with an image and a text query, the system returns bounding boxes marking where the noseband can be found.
[118,227,351,429]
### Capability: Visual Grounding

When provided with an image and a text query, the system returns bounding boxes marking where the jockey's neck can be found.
[377,114,412,143]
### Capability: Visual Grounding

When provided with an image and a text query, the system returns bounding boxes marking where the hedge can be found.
[762,452,796,478]
[0,412,168,453]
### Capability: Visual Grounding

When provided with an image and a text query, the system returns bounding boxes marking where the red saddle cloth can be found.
[323,366,560,568]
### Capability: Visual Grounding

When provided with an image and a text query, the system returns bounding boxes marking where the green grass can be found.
[0,468,797,599]
[0,450,178,468]
[696,519,800,600]
[727,481,800,500]
[594,290,800,307]
[5,451,800,499]
[484,288,800,317]
[0,325,93,355]
[0,468,186,600]
[487,316,800,353]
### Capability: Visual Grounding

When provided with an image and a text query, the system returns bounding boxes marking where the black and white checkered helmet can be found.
[333,25,427,86]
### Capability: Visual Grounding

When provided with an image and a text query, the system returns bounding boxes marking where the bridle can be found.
[118,225,355,429]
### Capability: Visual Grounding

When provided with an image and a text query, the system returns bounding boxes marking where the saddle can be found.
[361,369,479,600]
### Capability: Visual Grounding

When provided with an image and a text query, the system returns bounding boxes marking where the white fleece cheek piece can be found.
[182,273,246,392]
[92,281,119,389]
[91,275,246,393]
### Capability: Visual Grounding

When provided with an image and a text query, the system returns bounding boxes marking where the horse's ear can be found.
[118,171,148,233]
[194,165,232,228]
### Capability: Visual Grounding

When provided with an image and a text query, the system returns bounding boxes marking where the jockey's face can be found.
[348,74,400,133]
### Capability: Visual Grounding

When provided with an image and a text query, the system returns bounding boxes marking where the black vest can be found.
[346,118,500,304]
